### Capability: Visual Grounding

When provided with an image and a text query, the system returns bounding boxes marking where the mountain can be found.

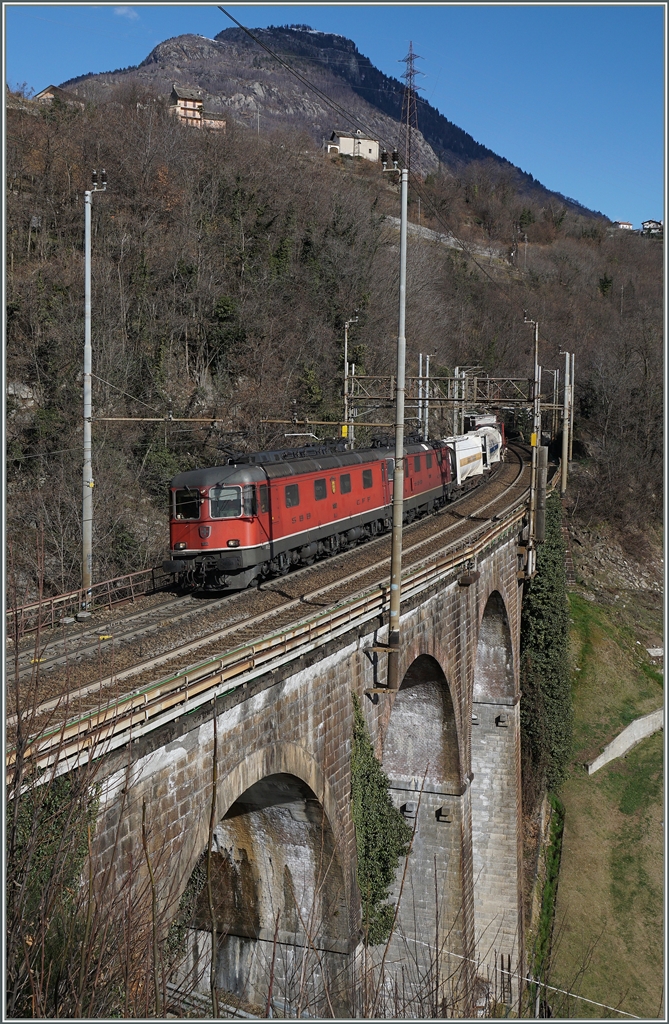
[60,24,598,216]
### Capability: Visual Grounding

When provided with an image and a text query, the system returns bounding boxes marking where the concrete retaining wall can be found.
[587,708,664,775]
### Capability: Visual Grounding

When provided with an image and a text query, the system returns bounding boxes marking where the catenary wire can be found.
[91,374,163,414]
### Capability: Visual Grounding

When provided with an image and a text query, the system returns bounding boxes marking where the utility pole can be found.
[82,169,107,610]
[343,314,358,449]
[524,312,541,577]
[418,352,423,430]
[524,233,528,270]
[350,364,356,448]
[560,350,570,496]
[388,167,409,689]
[423,354,430,442]
[569,352,575,462]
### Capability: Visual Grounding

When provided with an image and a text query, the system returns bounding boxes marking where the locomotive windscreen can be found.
[174,489,200,520]
[210,486,242,518]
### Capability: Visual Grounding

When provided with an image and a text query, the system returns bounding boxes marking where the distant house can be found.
[169,84,226,130]
[327,129,379,162]
[613,221,633,230]
[641,219,663,235]
[33,84,84,109]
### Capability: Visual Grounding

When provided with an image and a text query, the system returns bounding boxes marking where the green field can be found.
[547,590,664,1019]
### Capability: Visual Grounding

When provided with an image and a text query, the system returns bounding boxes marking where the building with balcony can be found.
[169,84,226,130]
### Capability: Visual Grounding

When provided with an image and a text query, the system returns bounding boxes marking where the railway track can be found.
[7,447,533,781]
[10,480,501,685]
[10,591,235,681]
[7,454,521,716]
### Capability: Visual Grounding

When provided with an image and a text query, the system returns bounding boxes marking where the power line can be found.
[218,7,396,147]
[91,374,162,414]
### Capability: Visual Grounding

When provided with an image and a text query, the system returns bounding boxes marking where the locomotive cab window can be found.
[242,485,257,516]
[210,486,242,518]
[314,478,327,500]
[414,456,421,472]
[340,474,351,494]
[174,489,200,520]
[258,485,269,514]
[285,483,299,508]
[362,469,373,489]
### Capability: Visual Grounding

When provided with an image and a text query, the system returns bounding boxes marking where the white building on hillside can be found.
[327,129,379,162]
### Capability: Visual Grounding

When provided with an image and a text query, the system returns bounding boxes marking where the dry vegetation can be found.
[547,572,664,1019]
[6,84,662,602]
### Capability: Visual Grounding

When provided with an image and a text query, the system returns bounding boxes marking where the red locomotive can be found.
[163,429,503,591]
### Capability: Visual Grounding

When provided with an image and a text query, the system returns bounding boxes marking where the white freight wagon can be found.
[473,426,503,466]
[443,434,484,485]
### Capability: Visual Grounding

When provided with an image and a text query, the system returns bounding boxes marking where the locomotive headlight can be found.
[175,542,187,550]
[227,539,240,547]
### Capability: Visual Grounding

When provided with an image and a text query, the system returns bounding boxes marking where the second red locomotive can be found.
[163,429,502,591]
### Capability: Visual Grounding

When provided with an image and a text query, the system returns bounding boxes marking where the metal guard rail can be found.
[7,504,528,787]
[6,566,171,637]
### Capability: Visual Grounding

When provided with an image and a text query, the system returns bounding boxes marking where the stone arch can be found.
[174,743,350,1015]
[380,655,472,1010]
[473,590,515,703]
[178,742,341,901]
[383,654,461,786]
[470,589,522,1005]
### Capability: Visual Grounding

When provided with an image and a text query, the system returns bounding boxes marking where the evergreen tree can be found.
[350,694,412,945]
[520,493,573,801]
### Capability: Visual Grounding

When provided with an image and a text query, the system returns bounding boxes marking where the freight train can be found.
[163,421,504,591]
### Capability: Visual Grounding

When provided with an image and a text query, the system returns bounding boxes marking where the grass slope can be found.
[548,590,664,1019]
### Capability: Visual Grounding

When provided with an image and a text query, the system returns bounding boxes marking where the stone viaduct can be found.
[89,526,524,1017]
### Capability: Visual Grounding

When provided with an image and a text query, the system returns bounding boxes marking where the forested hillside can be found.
[6,90,662,600]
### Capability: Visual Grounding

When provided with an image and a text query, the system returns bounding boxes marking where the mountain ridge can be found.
[59,24,601,217]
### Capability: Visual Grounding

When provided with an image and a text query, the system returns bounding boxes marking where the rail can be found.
[6,502,527,789]
[6,566,172,638]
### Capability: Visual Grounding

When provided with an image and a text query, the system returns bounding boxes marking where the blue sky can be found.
[4,4,665,226]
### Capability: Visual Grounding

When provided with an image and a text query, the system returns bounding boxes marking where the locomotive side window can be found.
[426,453,433,470]
[258,485,269,513]
[175,489,200,520]
[387,459,394,477]
[242,485,257,516]
[314,478,327,500]
[362,469,373,489]
[414,456,421,472]
[210,486,242,518]
[285,483,299,508]
[340,474,352,494]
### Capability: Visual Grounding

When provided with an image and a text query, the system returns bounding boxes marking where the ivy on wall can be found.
[350,693,412,945]
[520,492,573,805]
